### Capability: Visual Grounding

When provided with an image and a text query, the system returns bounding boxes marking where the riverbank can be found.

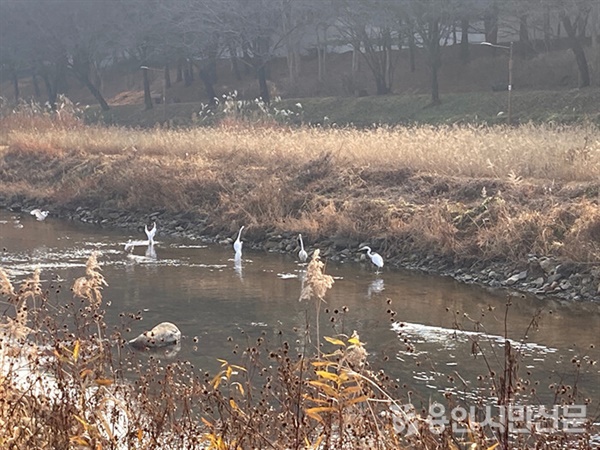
[1,116,598,302]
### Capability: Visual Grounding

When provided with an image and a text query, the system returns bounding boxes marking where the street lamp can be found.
[140,65,167,119]
[480,41,514,125]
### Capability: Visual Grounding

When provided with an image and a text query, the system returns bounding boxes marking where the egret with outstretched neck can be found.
[359,246,384,273]
[145,222,157,244]
[233,226,244,255]
[298,234,308,262]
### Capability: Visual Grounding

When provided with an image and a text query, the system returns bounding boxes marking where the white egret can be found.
[298,234,308,262]
[233,226,244,255]
[30,209,49,221]
[145,222,157,244]
[359,246,384,273]
[124,239,135,253]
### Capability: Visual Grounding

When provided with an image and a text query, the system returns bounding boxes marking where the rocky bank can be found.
[3,196,598,303]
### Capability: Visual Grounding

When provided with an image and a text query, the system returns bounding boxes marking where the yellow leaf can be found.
[80,368,93,379]
[73,339,80,362]
[486,444,500,450]
[346,395,369,405]
[211,373,222,389]
[70,435,90,446]
[201,417,214,429]
[306,406,335,416]
[308,380,338,397]
[312,434,325,449]
[226,365,232,380]
[217,358,228,366]
[324,336,346,346]
[137,428,144,443]
[230,364,247,372]
[230,399,239,411]
[303,395,331,404]
[306,411,324,424]
[316,370,339,382]
[347,336,363,346]
[341,385,362,396]
[95,378,114,386]
[232,381,244,396]
[73,414,90,431]
[311,361,336,368]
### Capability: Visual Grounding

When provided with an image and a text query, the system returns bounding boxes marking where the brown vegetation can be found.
[0,102,598,274]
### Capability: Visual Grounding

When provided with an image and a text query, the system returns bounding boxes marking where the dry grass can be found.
[2,121,599,181]
[1,111,599,266]
[2,256,596,449]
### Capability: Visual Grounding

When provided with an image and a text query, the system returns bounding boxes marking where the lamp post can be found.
[480,41,514,125]
[140,65,167,119]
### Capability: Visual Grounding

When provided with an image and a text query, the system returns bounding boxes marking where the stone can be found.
[547,273,563,284]
[129,322,182,350]
[505,270,527,285]
[538,257,554,274]
[531,277,544,288]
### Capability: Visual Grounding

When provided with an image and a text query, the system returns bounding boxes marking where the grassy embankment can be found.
[1,103,599,449]
[1,101,599,270]
[91,88,600,128]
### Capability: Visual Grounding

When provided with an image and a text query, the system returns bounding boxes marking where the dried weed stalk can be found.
[300,249,334,356]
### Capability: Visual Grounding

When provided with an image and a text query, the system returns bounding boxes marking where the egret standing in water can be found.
[30,209,49,221]
[298,234,308,262]
[145,222,157,244]
[233,226,244,256]
[359,246,384,274]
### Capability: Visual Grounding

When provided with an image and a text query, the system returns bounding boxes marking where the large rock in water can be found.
[128,322,182,350]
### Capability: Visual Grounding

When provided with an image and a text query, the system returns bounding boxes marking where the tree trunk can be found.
[257,62,270,104]
[187,60,195,84]
[519,15,531,57]
[42,72,57,108]
[164,63,171,89]
[375,75,388,95]
[431,62,440,105]
[11,70,20,102]
[198,68,217,105]
[242,42,252,75]
[228,42,241,80]
[561,13,591,87]
[460,17,470,64]
[408,28,416,72]
[32,70,41,98]
[79,74,110,111]
[176,58,183,83]
[316,24,326,83]
[543,7,552,51]
[352,44,359,73]
[142,67,153,110]
[593,1,600,86]
[484,5,499,56]
[428,19,441,105]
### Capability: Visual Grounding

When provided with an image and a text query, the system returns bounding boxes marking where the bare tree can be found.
[335,0,401,95]
[204,0,293,104]
[402,0,456,105]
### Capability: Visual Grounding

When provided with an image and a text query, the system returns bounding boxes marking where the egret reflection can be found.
[234,255,243,280]
[367,278,385,298]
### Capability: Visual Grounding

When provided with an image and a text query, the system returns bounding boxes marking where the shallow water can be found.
[1,210,599,410]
